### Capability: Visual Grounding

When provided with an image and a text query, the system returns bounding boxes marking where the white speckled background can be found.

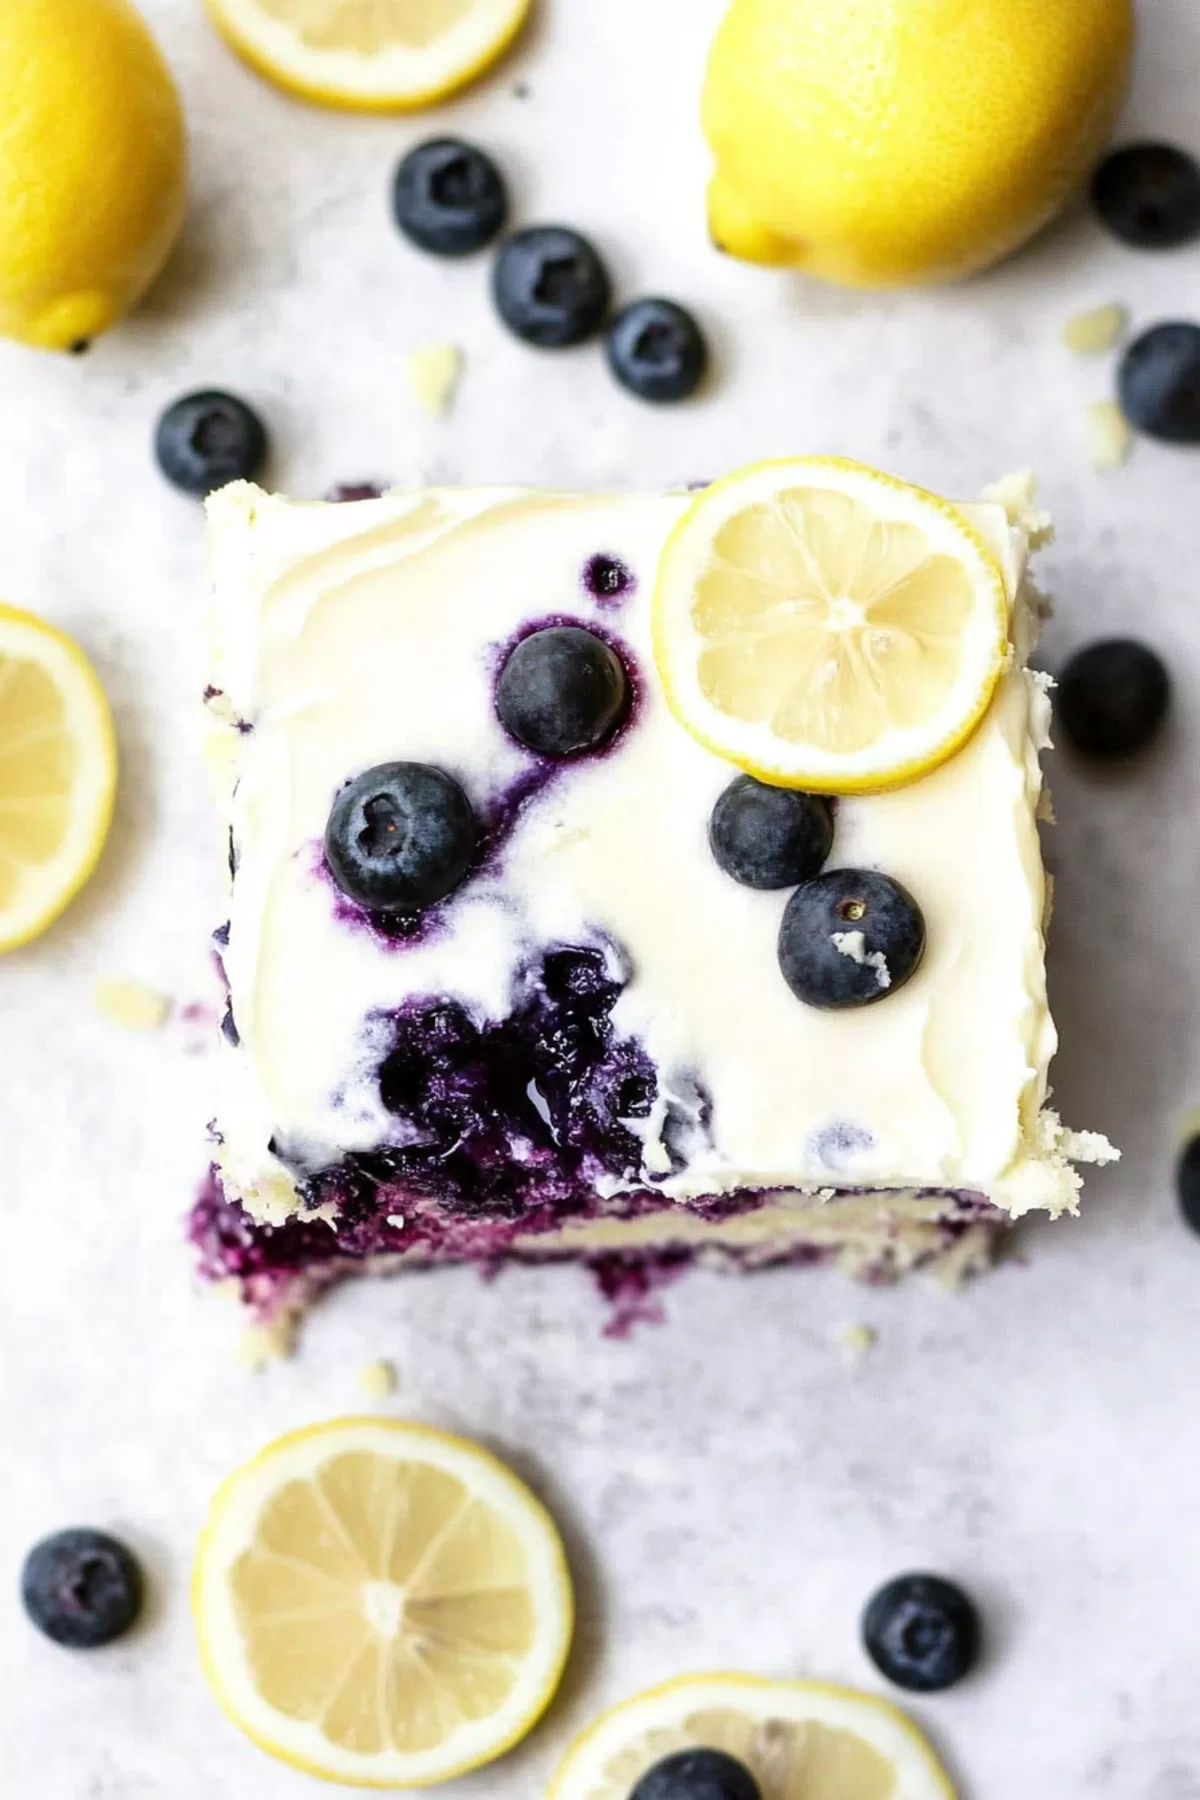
[2,3,1200,1795]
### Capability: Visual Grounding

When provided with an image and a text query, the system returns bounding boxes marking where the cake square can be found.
[193,472,1114,1320]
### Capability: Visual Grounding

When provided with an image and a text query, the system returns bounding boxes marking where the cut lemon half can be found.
[0,605,116,952]
[193,1417,574,1788]
[204,0,531,111]
[547,1673,956,1800]
[653,458,1009,794]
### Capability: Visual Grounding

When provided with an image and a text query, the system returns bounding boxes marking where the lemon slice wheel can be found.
[193,1418,574,1788]
[204,0,531,110]
[653,458,1010,794]
[0,605,116,952]
[547,1673,956,1800]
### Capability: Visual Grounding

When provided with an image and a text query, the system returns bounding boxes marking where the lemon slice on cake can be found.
[193,1417,573,1788]
[653,458,1009,795]
[547,1673,956,1800]
[204,0,531,111]
[0,606,116,952]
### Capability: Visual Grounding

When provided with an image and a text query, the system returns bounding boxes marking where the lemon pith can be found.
[547,1673,956,1800]
[0,605,117,952]
[192,1417,574,1788]
[652,458,1009,795]
[702,0,1134,287]
[0,0,186,350]
[203,0,531,112]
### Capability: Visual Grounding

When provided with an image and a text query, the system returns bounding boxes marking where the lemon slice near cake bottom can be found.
[193,1417,573,1787]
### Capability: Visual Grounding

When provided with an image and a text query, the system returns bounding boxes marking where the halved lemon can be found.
[193,1417,574,1788]
[0,605,116,952]
[547,1673,956,1800]
[653,458,1010,794]
[204,0,531,111]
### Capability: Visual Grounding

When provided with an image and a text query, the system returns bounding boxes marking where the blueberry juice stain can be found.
[582,552,635,608]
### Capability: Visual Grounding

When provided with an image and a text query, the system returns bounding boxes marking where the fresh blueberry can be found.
[1178,1134,1200,1235]
[778,869,925,1009]
[1091,143,1200,249]
[1055,639,1170,757]
[497,626,629,757]
[155,390,267,496]
[862,1572,981,1693]
[1118,322,1200,443]
[21,1529,144,1649]
[709,776,833,890]
[606,298,708,402]
[325,763,478,913]
[392,139,508,257]
[630,1748,762,1800]
[492,226,612,348]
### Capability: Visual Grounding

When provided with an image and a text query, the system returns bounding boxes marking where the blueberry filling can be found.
[320,946,658,1220]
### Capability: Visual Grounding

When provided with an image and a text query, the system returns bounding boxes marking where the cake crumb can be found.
[407,343,462,418]
[92,977,171,1032]
[1084,400,1133,470]
[357,1358,398,1401]
[838,1323,878,1362]
[1062,302,1129,356]
[236,1314,298,1370]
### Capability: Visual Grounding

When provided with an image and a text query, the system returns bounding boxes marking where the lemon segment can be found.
[0,606,117,952]
[204,0,531,111]
[0,0,186,351]
[547,1673,956,1800]
[192,1417,574,1788]
[653,459,1009,794]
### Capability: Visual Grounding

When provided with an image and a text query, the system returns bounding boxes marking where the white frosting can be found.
[205,477,1115,1227]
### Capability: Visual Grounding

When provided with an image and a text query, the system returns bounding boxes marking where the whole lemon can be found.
[0,0,187,351]
[702,0,1135,287]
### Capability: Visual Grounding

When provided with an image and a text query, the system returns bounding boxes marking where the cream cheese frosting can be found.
[204,475,1115,1230]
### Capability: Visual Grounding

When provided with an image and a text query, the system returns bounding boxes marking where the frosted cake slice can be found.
[193,467,1115,1323]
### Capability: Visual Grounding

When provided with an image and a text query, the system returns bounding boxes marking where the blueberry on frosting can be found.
[497,625,629,757]
[778,868,925,1009]
[709,775,832,890]
[325,763,477,913]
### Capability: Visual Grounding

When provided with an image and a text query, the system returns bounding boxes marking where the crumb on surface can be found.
[357,1358,398,1401]
[1084,400,1134,470]
[92,977,172,1032]
[236,1313,298,1371]
[407,343,462,418]
[1062,302,1129,356]
[838,1322,878,1361]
